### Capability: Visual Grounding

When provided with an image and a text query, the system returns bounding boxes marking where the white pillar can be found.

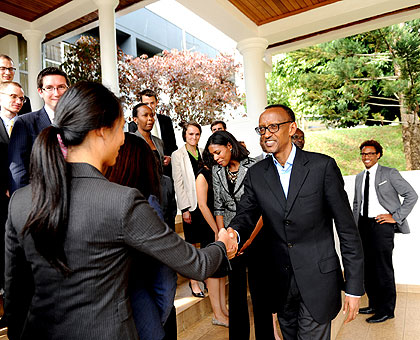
[237,37,268,125]
[92,0,119,95]
[0,35,20,82]
[22,29,45,111]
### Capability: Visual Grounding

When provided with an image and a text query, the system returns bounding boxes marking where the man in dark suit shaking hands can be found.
[354,140,417,323]
[8,67,69,193]
[227,104,364,340]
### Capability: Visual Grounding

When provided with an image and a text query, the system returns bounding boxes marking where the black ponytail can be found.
[22,81,122,276]
[23,126,70,274]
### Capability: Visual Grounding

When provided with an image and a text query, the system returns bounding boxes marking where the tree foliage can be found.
[61,36,241,126]
[267,19,420,169]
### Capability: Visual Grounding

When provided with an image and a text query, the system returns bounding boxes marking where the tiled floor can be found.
[179,292,420,340]
[337,292,420,340]
[178,293,280,340]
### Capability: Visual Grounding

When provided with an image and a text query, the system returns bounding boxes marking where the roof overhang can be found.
[1,0,420,55]
[176,0,420,54]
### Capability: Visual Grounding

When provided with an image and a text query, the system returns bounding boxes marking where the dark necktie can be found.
[363,171,370,217]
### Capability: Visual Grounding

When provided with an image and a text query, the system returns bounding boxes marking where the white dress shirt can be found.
[272,144,297,198]
[45,105,54,123]
[361,163,388,218]
[0,113,17,137]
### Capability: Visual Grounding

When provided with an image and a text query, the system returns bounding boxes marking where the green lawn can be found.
[304,125,406,176]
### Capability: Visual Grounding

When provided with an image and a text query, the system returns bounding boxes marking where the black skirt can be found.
[183,207,214,246]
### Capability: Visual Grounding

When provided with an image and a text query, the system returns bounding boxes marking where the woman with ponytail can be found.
[4,81,234,340]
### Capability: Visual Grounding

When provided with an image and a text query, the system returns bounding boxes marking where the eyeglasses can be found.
[360,152,378,157]
[41,85,68,93]
[0,67,16,72]
[255,121,292,135]
[0,92,26,103]
[292,135,304,140]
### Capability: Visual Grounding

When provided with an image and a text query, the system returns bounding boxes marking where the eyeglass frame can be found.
[255,121,293,136]
[0,92,26,103]
[360,152,378,157]
[41,84,69,93]
[0,66,16,73]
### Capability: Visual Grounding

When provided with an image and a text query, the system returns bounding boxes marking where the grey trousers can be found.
[277,274,331,340]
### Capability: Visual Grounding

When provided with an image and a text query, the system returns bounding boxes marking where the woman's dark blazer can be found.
[4,163,226,340]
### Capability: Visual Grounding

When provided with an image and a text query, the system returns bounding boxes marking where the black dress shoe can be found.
[359,307,376,314]
[189,282,205,298]
[366,313,394,323]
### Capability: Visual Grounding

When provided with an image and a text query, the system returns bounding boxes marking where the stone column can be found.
[0,35,19,82]
[92,0,120,95]
[22,29,45,110]
[237,37,269,125]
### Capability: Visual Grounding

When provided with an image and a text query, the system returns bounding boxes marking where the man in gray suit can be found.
[353,139,418,323]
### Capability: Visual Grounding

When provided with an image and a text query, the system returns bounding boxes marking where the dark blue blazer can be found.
[0,119,10,196]
[8,107,51,194]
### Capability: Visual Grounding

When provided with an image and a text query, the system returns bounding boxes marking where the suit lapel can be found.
[263,158,286,211]
[38,107,52,131]
[0,119,9,143]
[285,148,309,215]
[355,172,363,205]
[215,166,230,197]
[374,164,383,197]
[233,159,248,194]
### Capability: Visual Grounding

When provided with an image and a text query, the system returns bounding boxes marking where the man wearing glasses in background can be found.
[0,82,26,313]
[0,54,32,115]
[353,140,417,324]
[291,128,305,150]
[227,104,364,340]
[8,67,70,193]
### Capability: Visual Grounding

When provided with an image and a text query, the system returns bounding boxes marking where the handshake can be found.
[218,227,238,259]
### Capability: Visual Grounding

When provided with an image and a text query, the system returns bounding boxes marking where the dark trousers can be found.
[228,254,275,340]
[0,195,8,289]
[358,216,396,315]
[163,306,177,340]
[277,274,331,340]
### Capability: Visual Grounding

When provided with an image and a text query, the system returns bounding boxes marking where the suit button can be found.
[284,220,291,225]
[287,243,293,248]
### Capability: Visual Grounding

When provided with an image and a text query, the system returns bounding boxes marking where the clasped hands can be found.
[218,227,238,259]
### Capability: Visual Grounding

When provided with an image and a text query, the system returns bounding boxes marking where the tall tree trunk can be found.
[393,58,420,170]
[399,93,420,170]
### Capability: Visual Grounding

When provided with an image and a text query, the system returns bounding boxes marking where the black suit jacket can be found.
[0,120,11,289]
[0,119,10,196]
[229,147,364,324]
[8,107,51,193]
[18,96,32,116]
[157,114,177,156]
